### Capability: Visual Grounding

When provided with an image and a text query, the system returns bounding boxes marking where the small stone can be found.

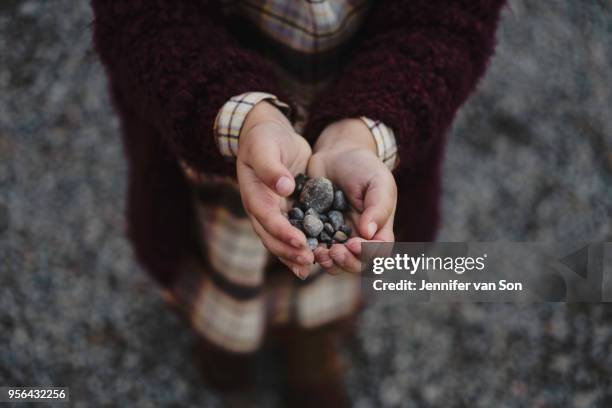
[333,190,347,211]
[333,230,348,243]
[305,208,319,218]
[303,214,324,237]
[328,210,344,231]
[299,177,334,213]
[324,222,335,235]
[319,214,329,223]
[338,224,352,237]
[294,173,309,196]
[319,231,332,243]
[288,207,304,220]
[307,238,318,250]
[289,219,302,229]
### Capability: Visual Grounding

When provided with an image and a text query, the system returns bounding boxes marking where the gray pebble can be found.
[324,222,335,235]
[319,231,332,243]
[338,224,353,237]
[338,224,352,237]
[319,213,329,223]
[289,219,302,229]
[328,210,344,231]
[303,214,324,237]
[307,238,318,250]
[333,230,348,243]
[299,177,334,213]
[333,190,348,211]
[288,207,304,220]
[305,208,319,218]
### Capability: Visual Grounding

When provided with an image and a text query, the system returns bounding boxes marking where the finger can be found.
[284,258,319,280]
[358,177,396,239]
[347,236,394,254]
[246,135,295,197]
[261,211,308,249]
[251,217,314,268]
[314,247,334,269]
[251,217,313,264]
[345,209,394,246]
[346,237,366,255]
[329,244,361,274]
[278,257,311,280]
[240,171,307,249]
[372,216,395,242]
[314,247,344,275]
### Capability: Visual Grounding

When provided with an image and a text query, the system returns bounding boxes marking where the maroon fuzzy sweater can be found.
[92,0,505,286]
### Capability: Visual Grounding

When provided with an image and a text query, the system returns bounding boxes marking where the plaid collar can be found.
[224,0,371,53]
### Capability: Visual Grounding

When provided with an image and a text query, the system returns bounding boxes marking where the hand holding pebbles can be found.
[287,173,353,250]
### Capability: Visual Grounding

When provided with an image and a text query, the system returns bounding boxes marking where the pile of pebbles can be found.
[286,174,352,250]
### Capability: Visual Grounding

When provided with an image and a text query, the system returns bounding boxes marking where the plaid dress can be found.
[164,0,398,354]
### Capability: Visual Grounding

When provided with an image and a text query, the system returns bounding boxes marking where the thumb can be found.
[358,176,396,239]
[247,135,295,197]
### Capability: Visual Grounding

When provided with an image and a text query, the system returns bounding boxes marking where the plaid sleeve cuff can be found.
[214,92,291,159]
[359,117,399,170]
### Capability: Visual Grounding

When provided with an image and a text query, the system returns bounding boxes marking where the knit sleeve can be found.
[91,0,286,176]
[305,0,506,172]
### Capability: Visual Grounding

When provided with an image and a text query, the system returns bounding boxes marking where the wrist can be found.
[241,101,293,141]
[314,118,377,156]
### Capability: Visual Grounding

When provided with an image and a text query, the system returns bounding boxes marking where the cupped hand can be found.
[308,119,397,275]
[236,101,314,279]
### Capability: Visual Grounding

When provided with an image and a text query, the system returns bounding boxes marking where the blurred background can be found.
[1,0,611,407]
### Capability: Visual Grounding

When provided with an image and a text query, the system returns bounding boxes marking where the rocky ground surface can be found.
[1,0,611,407]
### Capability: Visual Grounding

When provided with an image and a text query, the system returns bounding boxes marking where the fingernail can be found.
[367,222,377,239]
[292,266,307,280]
[290,239,303,249]
[276,176,293,196]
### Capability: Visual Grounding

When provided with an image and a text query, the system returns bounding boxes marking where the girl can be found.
[92,0,505,405]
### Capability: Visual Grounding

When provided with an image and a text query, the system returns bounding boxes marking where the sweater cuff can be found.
[214,92,291,159]
[359,117,399,170]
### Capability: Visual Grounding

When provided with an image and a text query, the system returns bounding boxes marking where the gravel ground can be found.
[1,1,611,407]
